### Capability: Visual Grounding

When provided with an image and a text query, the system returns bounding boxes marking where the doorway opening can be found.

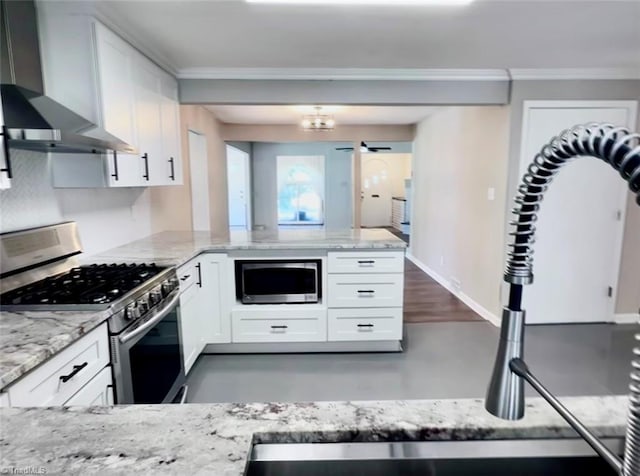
[226,144,252,231]
[358,142,412,243]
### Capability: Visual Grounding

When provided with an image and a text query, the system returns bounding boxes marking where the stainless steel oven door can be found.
[111,289,186,404]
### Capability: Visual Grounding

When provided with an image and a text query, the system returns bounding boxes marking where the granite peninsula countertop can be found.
[0,228,403,391]
[89,228,407,266]
[0,310,109,391]
[0,396,628,475]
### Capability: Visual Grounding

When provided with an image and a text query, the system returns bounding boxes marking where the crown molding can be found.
[508,68,640,80]
[177,68,511,81]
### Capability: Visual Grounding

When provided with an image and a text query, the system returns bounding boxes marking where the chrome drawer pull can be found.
[59,362,88,383]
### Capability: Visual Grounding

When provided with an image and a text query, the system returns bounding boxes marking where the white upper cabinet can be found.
[93,22,137,149]
[38,3,182,188]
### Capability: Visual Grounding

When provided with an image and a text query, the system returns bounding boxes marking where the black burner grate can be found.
[0,263,165,306]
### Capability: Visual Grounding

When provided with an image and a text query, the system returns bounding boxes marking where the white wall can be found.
[411,106,510,319]
[0,150,152,256]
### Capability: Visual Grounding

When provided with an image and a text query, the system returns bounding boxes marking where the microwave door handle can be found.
[119,291,181,344]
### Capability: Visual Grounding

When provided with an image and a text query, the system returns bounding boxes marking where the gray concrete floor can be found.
[186,322,635,403]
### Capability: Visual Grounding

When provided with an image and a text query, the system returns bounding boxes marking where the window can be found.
[277,155,325,225]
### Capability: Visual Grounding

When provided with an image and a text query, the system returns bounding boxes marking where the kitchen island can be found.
[0,396,627,475]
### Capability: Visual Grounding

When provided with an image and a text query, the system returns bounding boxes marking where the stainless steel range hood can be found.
[0,0,136,155]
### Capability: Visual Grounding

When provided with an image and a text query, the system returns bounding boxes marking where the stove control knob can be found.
[149,290,162,306]
[125,303,140,320]
[161,281,173,297]
[137,298,149,314]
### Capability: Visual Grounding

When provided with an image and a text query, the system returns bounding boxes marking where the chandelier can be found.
[301,106,336,131]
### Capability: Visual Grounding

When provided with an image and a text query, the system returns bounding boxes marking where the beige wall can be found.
[617,196,640,314]
[411,106,510,318]
[150,105,229,235]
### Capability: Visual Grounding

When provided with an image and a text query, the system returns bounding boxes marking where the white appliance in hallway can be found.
[189,130,210,232]
[226,145,252,230]
[519,101,637,324]
[361,153,411,227]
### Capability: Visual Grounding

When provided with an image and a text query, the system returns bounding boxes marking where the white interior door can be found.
[188,131,210,232]
[226,145,251,230]
[361,154,411,227]
[519,101,637,324]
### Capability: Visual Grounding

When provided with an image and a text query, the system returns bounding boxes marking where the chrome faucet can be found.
[485,123,640,476]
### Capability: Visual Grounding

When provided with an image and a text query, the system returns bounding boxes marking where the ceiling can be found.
[206,105,438,125]
[88,0,640,73]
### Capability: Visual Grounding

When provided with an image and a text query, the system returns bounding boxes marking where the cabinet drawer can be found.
[177,259,199,292]
[7,324,109,407]
[328,308,403,341]
[328,274,404,308]
[328,251,405,274]
[232,310,326,343]
[64,366,113,407]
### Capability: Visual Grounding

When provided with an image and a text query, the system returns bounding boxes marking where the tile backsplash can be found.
[0,150,151,256]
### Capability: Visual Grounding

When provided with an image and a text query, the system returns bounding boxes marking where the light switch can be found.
[487,187,496,201]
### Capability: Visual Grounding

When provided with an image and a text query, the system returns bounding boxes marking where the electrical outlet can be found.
[450,277,462,292]
[487,187,496,201]
[440,255,445,266]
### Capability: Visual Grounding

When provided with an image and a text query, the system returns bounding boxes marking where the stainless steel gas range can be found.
[0,222,186,404]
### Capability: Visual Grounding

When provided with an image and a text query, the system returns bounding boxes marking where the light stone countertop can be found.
[0,396,628,475]
[0,228,404,391]
[88,228,407,266]
[0,310,109,391]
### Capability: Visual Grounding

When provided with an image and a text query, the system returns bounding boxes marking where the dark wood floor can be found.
[403,259,483,323]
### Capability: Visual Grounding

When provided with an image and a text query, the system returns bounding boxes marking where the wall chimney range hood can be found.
[0,0,136,155]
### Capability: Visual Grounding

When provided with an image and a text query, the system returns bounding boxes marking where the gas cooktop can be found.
[0,263,166,307]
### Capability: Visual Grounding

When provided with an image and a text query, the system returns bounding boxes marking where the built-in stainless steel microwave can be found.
[236,260,321,304]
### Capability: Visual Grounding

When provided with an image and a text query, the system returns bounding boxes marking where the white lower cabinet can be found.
[179,281,201,374]
[327,251,405,344]
[64,366,114,406]
[328,308,403,341]
[4,324,110,407]
[328,273,404,308]
[179,254,231,374]
[231,309,327,343]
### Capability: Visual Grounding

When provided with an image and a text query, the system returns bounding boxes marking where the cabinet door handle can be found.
[357,260,375,265]
[111,151,119,181]
[59,362,88,383]
[357,324,375,329]
[357,290,375,294]
[168,157,175,181]
[0,125,13,179]
[142,153,149,181]
[195,263,202,287]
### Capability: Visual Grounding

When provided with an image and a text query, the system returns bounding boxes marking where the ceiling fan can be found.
[336,142,392,153]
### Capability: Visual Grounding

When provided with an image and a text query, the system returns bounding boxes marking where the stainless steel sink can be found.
[245,438,624,476]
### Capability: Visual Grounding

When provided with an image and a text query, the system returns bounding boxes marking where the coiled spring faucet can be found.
[485,123,640,475]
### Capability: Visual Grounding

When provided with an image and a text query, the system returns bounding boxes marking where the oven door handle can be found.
[119,291,181,345]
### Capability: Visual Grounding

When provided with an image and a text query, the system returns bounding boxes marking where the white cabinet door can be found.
[199,255,231,345]
[93,22,137,148]
[132,59,163,186]
[180,282,201,375]
[105,151,145,187]
[160,75,183,185]
[64,366,114,406]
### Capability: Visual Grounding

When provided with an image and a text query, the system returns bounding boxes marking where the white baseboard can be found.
[614,313,639,324]
[406,253,501,327]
